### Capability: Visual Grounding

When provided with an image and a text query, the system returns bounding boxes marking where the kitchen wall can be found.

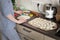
[15,0,59,12]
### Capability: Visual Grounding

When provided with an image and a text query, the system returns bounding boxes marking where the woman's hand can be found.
[17,17,27,24]
[14,10,23,15]
[6,14,27,24]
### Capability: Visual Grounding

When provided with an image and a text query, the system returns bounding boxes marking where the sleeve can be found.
[1,0,14,16]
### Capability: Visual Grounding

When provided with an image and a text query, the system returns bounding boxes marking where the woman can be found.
[0,0,27,40]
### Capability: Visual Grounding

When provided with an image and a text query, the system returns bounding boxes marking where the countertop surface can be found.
[18,13,60,40]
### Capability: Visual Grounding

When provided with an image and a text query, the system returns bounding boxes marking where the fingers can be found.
[17,18,27,24]
[14,10,23,15]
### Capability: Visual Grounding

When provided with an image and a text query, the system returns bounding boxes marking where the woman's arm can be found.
[6,14,27,24]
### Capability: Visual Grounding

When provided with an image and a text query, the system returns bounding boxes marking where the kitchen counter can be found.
[17,11,60,40]
[20,23,60,40]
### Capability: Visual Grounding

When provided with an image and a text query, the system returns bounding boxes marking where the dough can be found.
[17,15,30,19]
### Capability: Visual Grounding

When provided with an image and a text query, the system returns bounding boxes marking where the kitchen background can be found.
[0,0,60,40]
[15,0,60,12]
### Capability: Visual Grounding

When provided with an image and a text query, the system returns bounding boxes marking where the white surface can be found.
[45,10,54,19]
[17,15,30,19]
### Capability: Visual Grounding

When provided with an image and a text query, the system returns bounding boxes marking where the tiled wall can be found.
[15,0,59,12]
